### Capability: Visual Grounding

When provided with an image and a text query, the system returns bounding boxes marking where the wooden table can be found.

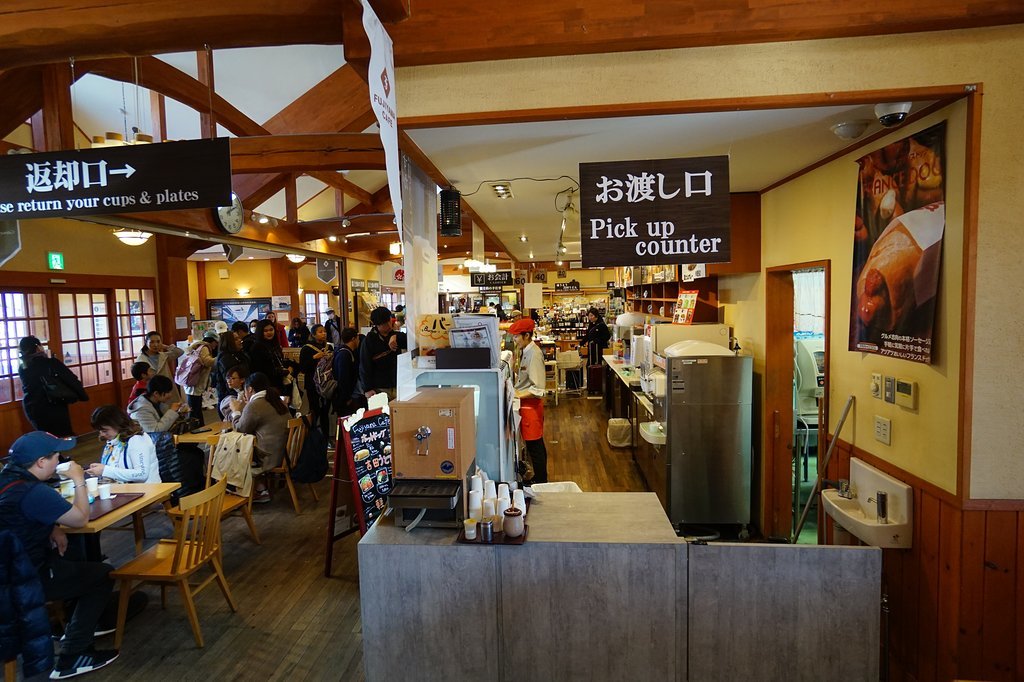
[63,482,181,555]
[175,421,233,444]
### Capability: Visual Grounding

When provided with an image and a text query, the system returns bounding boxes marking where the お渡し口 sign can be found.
[579,156,731,268]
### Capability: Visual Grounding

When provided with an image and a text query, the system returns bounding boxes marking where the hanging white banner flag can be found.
[361,0,403,245]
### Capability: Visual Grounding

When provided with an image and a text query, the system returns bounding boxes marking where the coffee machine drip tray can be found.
[389,479,463,528]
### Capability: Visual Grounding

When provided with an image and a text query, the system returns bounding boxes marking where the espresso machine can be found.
[387,387,477,528]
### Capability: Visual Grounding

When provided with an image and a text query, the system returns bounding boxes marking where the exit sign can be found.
[47,252,64,270]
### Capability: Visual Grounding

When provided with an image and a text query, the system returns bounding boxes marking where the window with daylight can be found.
[114,288,157,379]
[304,291,330,326]
[58,292,115,388]
[0,292,49,404]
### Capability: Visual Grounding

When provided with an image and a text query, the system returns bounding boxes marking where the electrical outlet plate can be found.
[874,415,892,445]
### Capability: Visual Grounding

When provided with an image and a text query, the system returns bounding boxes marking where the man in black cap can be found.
[359,306,406,401]
[0,432,119,678]
[324,309,342,347]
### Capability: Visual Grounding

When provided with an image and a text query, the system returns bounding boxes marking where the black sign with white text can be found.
[0,138,231,220]
[579,155,731,268]
[317,258,337,284]
[471,270,512,287]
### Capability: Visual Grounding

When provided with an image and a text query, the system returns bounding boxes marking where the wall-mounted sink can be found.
[639,421,666,445]
[821,457,913,549]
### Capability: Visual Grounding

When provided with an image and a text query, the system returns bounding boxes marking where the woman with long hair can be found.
[86,405,161,483]
[264,312,288,348]
[228,372,290,502]
[248,319,291,391]
[214,330,248,404]
[299,323,332,434]
[288,317,310,348]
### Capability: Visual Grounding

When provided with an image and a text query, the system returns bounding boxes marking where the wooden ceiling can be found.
[2,0,1021,263]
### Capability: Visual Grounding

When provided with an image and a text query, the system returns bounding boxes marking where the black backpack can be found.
[148,432,205,502]
[291,417,329,484]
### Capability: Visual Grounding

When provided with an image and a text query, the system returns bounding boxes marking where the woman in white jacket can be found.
[86,405,162,483]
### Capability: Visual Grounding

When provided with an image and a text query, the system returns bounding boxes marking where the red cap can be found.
[508,318,535,335]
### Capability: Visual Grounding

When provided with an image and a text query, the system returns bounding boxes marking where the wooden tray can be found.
[456,523,529,545]
[88,492,145,521]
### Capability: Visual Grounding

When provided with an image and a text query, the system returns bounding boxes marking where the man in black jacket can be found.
[359,307,406,401]
[18,336,88,437]
[0,432,118,679]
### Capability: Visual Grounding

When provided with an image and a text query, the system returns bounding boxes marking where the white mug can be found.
[85,477,99,495]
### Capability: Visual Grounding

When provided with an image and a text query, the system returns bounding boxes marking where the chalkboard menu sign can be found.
[340,408,393,533]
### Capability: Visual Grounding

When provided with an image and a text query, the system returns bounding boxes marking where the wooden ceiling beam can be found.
[293,215,397,242]
[0,0,343,69]
[228,133,385,174]
[262,64,374,135]
[384,1,1024,67]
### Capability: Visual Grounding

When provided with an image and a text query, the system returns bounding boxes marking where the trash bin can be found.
[607,418,632,447]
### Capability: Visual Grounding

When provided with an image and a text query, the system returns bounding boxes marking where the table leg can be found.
[132,511,145,554]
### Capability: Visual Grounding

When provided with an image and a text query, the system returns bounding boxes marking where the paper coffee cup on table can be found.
[98,483,113,500]
[59,480,74,499]
[85,477,99,495]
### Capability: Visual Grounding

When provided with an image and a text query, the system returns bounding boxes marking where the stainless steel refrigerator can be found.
[663,354,753,527]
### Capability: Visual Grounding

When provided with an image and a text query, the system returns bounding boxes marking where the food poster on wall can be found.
[849,122,946,363]
[341,408,393,534]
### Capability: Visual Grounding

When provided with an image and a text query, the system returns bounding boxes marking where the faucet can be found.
[838,479,854,499]
[867,491,889,524]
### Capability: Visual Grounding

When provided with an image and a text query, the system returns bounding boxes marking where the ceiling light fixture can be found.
[490,183,514,199]
[247,256,254,260]
[389,242,402,256]
[257,214,270,225]
[112,228,153,246]
[556,259,563,267]
[559,242,567,254]
[519,235,528,242]
[342,218,351,228]
[235,287,250,296]
[529,251,534,259]
[286,254,306,263]
[327,235,338,242]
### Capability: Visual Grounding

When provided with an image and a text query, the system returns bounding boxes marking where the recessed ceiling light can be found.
[490,183,514,199]
[529,251,534,259]
[203,257,210,261]
[257,214,270,225]
[247,256,254,260]
[328,235,338,242]
[556,259,563,266]
[519,235,528,242]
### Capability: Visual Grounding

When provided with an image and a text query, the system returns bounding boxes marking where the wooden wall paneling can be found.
[959,510,987,676]
[154,236,192,342]
[916,493,941,681]
[68,381,118,436]
[0,405,34,451]
[195,261,207,318]
[936,501,963,681]
[706,192,761,276]
[881,547,906,678]
[196,48,216,139]
[981,511,1018,680]
[1017,516,1024,682]
[268,258,293,318]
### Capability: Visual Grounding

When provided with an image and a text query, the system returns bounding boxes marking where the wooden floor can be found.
[34,393,647,681]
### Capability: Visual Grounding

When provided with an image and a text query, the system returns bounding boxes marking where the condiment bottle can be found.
[480,520,494,543]
[502,506,524,538]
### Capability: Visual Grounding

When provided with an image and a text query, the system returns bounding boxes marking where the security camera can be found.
[874,102,912,128]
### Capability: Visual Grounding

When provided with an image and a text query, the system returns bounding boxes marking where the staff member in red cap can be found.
[508,318,548,483]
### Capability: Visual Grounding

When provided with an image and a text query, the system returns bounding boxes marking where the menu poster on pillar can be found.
[340,408,393,534]
[0,138,231,220]
[849,122,946,364]
[578,156,731,268]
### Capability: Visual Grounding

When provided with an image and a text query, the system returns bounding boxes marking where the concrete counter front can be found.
[359,493,880,681]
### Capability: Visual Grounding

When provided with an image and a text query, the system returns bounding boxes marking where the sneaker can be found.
[253,488,271,504]
[50,647,119,679]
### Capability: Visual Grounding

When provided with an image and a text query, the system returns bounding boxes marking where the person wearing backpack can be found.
[332,326,364,418]
[17,336,89,437]
[177,332,218,424]
[299,324,333,435]
[213,330,248,404]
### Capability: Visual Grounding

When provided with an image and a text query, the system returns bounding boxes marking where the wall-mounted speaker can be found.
[439,188,461,237]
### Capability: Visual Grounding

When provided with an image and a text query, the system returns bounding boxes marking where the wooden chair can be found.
[110,479,237,649]
[168,433,260,546]
[266,416,318,514]
[4,659,17,682]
